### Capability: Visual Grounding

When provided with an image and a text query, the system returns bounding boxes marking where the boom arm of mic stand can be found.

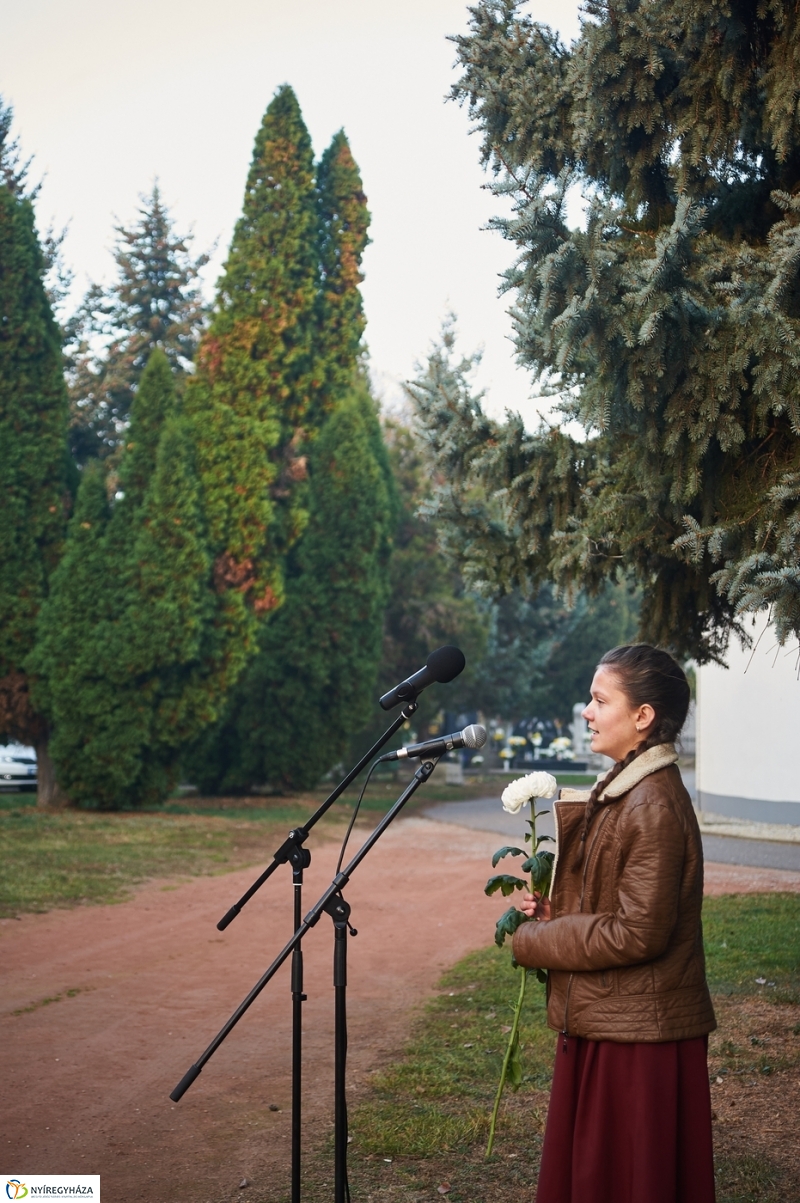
[170,757,438,1102]
[216,701,418,931]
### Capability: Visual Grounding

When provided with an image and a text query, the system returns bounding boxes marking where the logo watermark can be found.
[5,1179,99,1200]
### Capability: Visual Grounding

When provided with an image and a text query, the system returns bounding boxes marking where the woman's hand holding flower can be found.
[521,891,552,921]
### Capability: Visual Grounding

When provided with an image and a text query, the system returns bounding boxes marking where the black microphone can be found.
[379,646,466,711]
[379,723,487,762]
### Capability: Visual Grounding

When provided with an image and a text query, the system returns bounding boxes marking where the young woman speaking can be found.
[514,644,716,1203]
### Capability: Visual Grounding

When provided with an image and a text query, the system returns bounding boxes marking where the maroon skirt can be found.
[536,1035,715,1203]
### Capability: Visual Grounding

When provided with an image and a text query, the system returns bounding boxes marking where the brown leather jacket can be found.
[512,744,716,1043]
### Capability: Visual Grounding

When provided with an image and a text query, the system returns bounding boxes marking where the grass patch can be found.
[338,894,800,1203]
[0,770,503,918]
[714,1153,786,1203]
[0,766,532,919]
[0,792,336,917]
[346,942,552,1195]
[11,986,90,1016]
[703,894,800,1000]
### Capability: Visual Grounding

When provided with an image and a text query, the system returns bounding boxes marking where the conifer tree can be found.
[0,98,71,805]
[192,386,394,792]
[31,352,213,807]
[190,125,384,791]
[316,130,370,405]
[68,184,209,461]
[411,1,800,662]
[372,419,487,734]
[469,583,639,723]
[181,85,322,695]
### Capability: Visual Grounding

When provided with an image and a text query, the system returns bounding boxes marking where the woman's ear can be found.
[635,704,656,734]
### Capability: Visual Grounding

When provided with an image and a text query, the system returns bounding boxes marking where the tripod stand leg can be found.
[290,851,310,1203]
[291,941,303,1203]
[334,919,348,1203]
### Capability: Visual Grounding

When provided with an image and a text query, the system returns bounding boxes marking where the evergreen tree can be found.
[464,587,571,722]
[190,127,381,792]
[68,184,209,461]
[182,84,322,688]
[192,386,394,792]
[410,1,800,663]
[316,131,370,405]
[31,352,213,807]
[373,419,487,736]
[0,97,31,198]
[0,98,71,805]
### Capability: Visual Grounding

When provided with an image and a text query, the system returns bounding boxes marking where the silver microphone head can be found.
[462,724,487,749]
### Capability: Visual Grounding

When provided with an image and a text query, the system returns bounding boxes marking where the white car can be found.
[0,745,37,791]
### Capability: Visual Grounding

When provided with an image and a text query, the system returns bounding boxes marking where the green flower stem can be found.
[486,795,549,1158]
[486,964,527,1157]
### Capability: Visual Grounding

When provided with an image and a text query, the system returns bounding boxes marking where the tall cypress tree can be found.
[32,351,212,807]
[316,130,370,406]
[33,87,335,806]
[410,0,800,663]
[192,385,394,792]
[182,85,322,686]
[0,99,71,805]
[190,127,387,791]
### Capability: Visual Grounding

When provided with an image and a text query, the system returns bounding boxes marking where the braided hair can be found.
[572,644,690,870]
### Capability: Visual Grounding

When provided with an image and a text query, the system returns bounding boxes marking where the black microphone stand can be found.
[200,699,418,1203]
[170,757,438,1203]
[215,699,418,933]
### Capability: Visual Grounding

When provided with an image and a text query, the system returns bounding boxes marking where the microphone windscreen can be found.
[462,724,487,749]
[427,645,466,684]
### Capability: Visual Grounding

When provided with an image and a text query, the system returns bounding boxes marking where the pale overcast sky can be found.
[0,0,581,421]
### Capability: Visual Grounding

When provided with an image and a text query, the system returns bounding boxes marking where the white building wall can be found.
[696,614,800,824]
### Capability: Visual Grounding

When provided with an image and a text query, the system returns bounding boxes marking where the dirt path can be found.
[2,816,798,1203]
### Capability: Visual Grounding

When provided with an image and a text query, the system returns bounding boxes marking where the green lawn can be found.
[0,772,510,918]
[0,792,324,917]
[702,892,800,1000]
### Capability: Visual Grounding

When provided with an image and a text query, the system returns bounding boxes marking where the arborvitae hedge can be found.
[32,352,211,807]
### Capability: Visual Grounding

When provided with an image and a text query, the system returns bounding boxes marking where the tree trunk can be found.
[35,736,69,809]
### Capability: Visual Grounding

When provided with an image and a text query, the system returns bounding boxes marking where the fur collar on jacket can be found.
[598,743,678,800]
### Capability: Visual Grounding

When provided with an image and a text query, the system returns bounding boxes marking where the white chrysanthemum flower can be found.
[501,771,558,814]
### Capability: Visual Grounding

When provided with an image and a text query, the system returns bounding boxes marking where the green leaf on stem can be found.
[529,851,555,892]
[494,905,530,947]
[491,845,527,868]
[485,874,528,897]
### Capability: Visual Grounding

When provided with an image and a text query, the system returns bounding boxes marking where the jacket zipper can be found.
[580,807,611,908]
[561,806,612,1049]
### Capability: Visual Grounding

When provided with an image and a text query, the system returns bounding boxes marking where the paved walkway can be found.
[423,770,800,873]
